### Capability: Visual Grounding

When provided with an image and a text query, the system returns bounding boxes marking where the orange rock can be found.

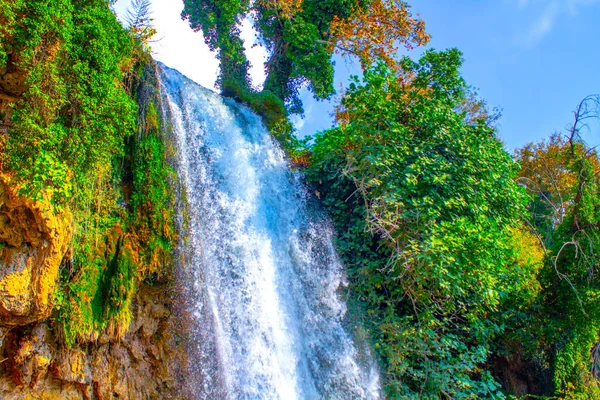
[0,173,72,326]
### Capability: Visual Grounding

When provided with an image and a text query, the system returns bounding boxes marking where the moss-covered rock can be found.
[0,284,188,400]
[0,173,72,326]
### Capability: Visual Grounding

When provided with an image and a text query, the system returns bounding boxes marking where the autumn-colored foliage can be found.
[515,133,600,234]
[182,0,429,114]
[329,0,429,68]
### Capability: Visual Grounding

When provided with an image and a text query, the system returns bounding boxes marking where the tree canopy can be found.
[182,0,429,113]
[306,49,537,397]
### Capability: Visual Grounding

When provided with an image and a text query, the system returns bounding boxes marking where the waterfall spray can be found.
[159,63,380,400]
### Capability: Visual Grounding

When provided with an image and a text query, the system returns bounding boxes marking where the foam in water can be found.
[158,63,380,400]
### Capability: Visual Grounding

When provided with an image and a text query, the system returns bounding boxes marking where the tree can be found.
[534,96,600,398]
[181,0,429,113]
[506,95,600,398]
[181,0,251,90]
[126,0,157,47]
[327,0,428,68]
[306,49,532,398]
[514,134,585,243]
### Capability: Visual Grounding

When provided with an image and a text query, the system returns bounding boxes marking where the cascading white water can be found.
[159,63,380,400]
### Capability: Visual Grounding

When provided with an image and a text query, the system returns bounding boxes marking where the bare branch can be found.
[553,240,587,315]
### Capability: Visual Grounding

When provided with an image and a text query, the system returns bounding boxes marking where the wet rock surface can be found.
[0,284,189,399]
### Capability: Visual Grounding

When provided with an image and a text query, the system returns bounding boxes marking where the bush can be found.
[306,50,534,398]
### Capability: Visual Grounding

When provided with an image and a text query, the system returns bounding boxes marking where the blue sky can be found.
[297,0,600,150]
[413,0,600,149]
[114,0,600,150]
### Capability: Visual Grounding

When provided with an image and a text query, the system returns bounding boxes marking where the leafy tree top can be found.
[182,0,429,113]
[307,49,530,397]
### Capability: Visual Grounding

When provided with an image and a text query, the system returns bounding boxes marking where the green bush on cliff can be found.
[2,0,136,204]
[221,78,309,159]
[55,65,177,346]
[128,96,177,279]
[1,1,177,346]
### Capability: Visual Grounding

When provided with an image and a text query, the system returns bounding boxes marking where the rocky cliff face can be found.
[0,50,26,134]
[0,173,72,327]
[0,54,191,397]
[0,283,189,399]
[0,172,188,399]
[0,136,191,399]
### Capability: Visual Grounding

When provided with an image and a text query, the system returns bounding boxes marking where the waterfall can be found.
[158,63,380,400]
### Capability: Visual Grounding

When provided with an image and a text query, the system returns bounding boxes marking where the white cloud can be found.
[240,18,268,89]
[515,0,599,47]
[290,101,314,133]
[518,1,560,47]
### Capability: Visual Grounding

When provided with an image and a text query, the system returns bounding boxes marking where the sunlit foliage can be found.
[0,0,176,346]
[329,0,429,68]
[182,0,428,113]
[306,49,535,398]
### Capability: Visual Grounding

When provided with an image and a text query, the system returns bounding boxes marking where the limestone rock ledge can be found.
[0,284,188,400]
[0,173,72,326]
[0,174,189,399]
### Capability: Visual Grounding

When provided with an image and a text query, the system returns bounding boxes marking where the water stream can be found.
[159,63,380,400]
